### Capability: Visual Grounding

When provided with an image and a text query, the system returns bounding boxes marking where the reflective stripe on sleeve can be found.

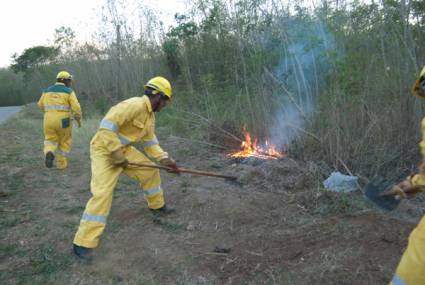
[144,186,162,197]
[391,275,406,285]
[99,119,132,145]
[158,154,168,161]
[44,105,70,111]
[99,119,118,132]
[82,213,107,224]
[119,135,131,145]
[142,137,159,148]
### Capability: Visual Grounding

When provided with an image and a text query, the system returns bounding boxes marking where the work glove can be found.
[74,114,82,128]
[159,157,180,173]
[111,148,128,168]
[392,183,408,199]
[394,179,425,199]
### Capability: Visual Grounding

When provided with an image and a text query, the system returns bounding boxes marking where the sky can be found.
[0,0,186,68]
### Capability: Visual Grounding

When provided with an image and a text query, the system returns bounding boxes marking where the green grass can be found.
[19,245,74,283]
[312,190,369,216]
[0,210,32,227]
[73,115,102,146]
[180,177,190,193]
[155,219,186,233]
[33,222,50,237]
[63,205,85,215]
[0,243,28,259]
[248,267,293,285]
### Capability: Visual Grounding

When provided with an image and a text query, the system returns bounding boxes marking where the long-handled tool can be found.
[365,177,425,211]
[127,162,238,181]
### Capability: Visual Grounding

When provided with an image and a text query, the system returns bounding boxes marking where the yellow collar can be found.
[55,82,66,86]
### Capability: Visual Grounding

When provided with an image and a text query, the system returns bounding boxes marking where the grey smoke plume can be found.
[266,17,334,150]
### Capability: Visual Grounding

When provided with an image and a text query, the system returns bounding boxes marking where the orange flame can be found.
[229,130,284,160]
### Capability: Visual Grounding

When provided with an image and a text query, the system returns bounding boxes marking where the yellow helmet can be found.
[413,66,425,99]
[144,76,172,98]
[56,71,73,80]
[420,66,425,78]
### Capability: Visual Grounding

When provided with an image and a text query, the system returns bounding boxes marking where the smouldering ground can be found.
[0,104,423,284]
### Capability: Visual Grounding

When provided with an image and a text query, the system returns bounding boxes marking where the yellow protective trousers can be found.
[43,112,72,169]
[73,143,165,248]
[390,216,425,285]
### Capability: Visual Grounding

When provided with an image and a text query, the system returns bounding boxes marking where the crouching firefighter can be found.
[389,66,425,285]
[37,71,82,169]
[73,76,178,259]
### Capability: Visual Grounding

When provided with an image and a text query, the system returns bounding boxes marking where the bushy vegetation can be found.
[1,0,424,180]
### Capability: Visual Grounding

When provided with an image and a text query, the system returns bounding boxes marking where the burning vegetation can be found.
[229,129,284,160]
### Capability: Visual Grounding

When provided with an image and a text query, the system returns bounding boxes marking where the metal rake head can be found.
[364,177,400,211]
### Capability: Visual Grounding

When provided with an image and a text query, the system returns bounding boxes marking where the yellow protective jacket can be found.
[407,117,425,185]
[92,95,168,161]
[37,83,82,117]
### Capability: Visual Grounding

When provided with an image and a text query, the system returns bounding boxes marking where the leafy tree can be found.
[0,69,25,106]
[162,14,199,79]
[54,26,76,50]
[10,46,59,74]
[162,38,181,79]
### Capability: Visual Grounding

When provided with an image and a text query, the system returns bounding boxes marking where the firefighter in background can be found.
[37,71,82,169]
[73,76,178,259]
[389,66,425,285]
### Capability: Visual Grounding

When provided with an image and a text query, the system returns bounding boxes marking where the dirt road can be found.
[0,104,423,284]
[0,106,22,124]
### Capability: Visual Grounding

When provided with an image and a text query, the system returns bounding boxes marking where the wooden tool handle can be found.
[127,162,238,180]
[380,185,425,197]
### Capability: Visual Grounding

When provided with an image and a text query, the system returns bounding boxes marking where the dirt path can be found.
[0,104,423,284]
[0,106,22,124]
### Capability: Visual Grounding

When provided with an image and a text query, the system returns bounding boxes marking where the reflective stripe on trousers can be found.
[81,213,107,224]
[144,185,162,197]
[44,105,70,111]
[391,275,406,285]
[44,140,58,146]
[56,149,69,156]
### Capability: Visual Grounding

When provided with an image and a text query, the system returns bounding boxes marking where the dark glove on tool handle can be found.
[413,77,425,98]
[74,114,82,128]
[159,157,180,174]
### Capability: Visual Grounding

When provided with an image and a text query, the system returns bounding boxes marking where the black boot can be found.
[73,244,92,260]
[45,152,55,168]
[150,205,176,216]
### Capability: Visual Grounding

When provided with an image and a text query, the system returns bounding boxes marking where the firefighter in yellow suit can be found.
[73,76,178,259]
[389,66,425,285]
[37,71,82,169]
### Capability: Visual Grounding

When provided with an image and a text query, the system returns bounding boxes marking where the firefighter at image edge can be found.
[72,76,179,259]
[389,66,425,285]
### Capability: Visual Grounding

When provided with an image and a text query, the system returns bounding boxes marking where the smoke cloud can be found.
[265,17,335,149]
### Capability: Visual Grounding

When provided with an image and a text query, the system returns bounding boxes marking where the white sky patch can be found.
[0,0,186,68]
